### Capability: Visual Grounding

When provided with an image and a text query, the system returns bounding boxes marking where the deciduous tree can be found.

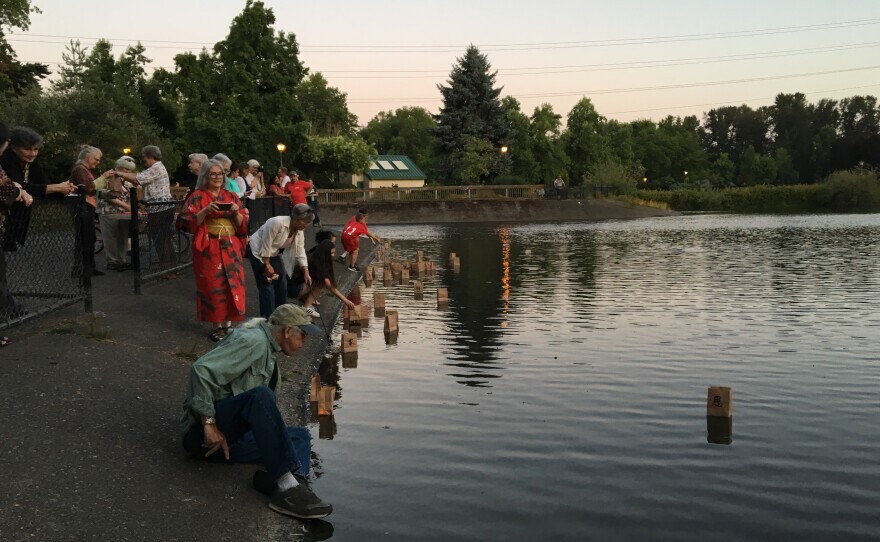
[360,106,437,177]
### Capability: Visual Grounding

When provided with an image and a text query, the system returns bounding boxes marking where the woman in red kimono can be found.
[177,158,249,342]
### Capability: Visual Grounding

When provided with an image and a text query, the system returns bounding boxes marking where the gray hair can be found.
[10,127,43,149]
[115,155,136,171]
[141,145,162,161]
[188,152,208,165]
[211,153,231,168]
[76,145,102,164]
[195,158,226,190]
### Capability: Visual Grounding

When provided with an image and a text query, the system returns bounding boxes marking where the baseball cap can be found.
[268,304,322,336]
[291,203,314,221]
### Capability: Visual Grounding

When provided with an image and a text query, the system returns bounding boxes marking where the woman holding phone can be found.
[176,158,249,341]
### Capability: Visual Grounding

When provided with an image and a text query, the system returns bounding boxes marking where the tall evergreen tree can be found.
[434,46,509,183]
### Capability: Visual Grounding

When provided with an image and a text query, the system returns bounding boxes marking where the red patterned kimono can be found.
[176,189,249,323]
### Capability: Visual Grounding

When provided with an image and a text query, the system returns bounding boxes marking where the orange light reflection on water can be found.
[499,227,511,327]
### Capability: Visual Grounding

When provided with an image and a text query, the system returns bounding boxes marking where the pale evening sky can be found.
[9,1,880,126]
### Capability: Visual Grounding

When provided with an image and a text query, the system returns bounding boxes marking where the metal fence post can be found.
[78,195,93,312]
[129,187,141,294]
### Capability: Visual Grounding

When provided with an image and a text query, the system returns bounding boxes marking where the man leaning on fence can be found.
[115,146,174,267]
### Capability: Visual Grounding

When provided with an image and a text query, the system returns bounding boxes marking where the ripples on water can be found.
[309,214,880,541]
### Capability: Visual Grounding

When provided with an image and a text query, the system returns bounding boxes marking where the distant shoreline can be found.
[318,199,673,226]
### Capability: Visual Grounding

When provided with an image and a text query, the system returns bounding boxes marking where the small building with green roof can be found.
[352,155,427,189]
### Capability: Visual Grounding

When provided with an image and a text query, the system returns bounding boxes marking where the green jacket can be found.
[180,322,282,436]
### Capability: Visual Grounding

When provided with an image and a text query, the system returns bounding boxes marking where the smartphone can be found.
[216,202,233,211]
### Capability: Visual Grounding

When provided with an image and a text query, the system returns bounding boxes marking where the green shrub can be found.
[635,169,880,213]
[584,160,643,196]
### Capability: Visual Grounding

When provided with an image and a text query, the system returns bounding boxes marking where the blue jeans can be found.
[246,245,287,318]
[182,386,310,479]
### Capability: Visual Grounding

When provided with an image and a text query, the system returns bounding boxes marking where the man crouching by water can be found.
[181,304,333,519]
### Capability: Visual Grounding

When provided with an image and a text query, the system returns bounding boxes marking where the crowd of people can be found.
[0,123,388,521]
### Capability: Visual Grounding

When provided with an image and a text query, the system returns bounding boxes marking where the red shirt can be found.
[285,180,312,205]
[342,216,368,240]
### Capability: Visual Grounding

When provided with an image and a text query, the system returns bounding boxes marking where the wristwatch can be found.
[203,417,217,425]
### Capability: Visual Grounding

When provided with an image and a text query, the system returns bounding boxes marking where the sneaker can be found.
[269,484,333,519]
[336,255,345,263]
[347,266,359,272]
[305,306,321,318]
[253,470,309,497]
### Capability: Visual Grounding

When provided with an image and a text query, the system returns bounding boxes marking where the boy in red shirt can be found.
[339,208,379,272]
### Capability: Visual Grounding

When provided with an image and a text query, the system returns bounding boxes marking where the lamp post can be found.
[500,145,509,154]
[123,147,132,155]
[276,143,286,168]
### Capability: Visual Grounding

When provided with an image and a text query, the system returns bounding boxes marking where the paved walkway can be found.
[0,225,375,541]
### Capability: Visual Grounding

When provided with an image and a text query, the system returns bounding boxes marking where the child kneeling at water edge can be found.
[338,208,379,272]
[298,239,356,315]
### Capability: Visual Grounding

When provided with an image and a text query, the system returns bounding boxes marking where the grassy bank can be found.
[627,170,880,214]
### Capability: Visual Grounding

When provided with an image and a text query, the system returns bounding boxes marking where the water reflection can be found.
[707,416,733,445]
[312,216,880,541]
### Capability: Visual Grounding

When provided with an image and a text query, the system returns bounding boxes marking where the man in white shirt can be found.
[553,176,566,199]
[246,204,314,318]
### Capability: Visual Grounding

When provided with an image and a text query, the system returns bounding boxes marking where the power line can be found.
[322,42,880,79]
[602,83,880,115]
[342,65,880,103]
[318,41,880,73]
[9,17,880,53]
[21,41,880,79]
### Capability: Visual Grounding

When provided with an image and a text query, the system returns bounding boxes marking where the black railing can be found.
[244,196,292,235]
[541,184,619,200]
[1,194,92,329]
[127,192,293,293]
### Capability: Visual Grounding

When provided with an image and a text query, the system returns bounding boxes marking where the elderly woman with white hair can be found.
[211,153,238,194]
[245,159,265,200]
[186,153,209,195]
[96,155,138,270]
[176,158,249,342]
[115,145,174,266]
[70,145,116,276]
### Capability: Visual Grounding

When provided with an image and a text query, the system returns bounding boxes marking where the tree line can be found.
[0,1,877,190]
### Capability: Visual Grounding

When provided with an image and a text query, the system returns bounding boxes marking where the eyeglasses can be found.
[223,169,230,175]
[208,172,224,178]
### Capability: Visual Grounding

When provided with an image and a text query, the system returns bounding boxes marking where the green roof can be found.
[365,155,427,180]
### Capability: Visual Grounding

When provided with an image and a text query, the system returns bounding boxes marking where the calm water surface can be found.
[309,214,880,541]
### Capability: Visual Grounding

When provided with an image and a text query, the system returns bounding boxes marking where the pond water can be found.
[309,214,880,541]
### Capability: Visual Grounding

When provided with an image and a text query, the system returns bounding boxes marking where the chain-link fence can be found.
[128,189,191,293]
[1,194,92,329]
